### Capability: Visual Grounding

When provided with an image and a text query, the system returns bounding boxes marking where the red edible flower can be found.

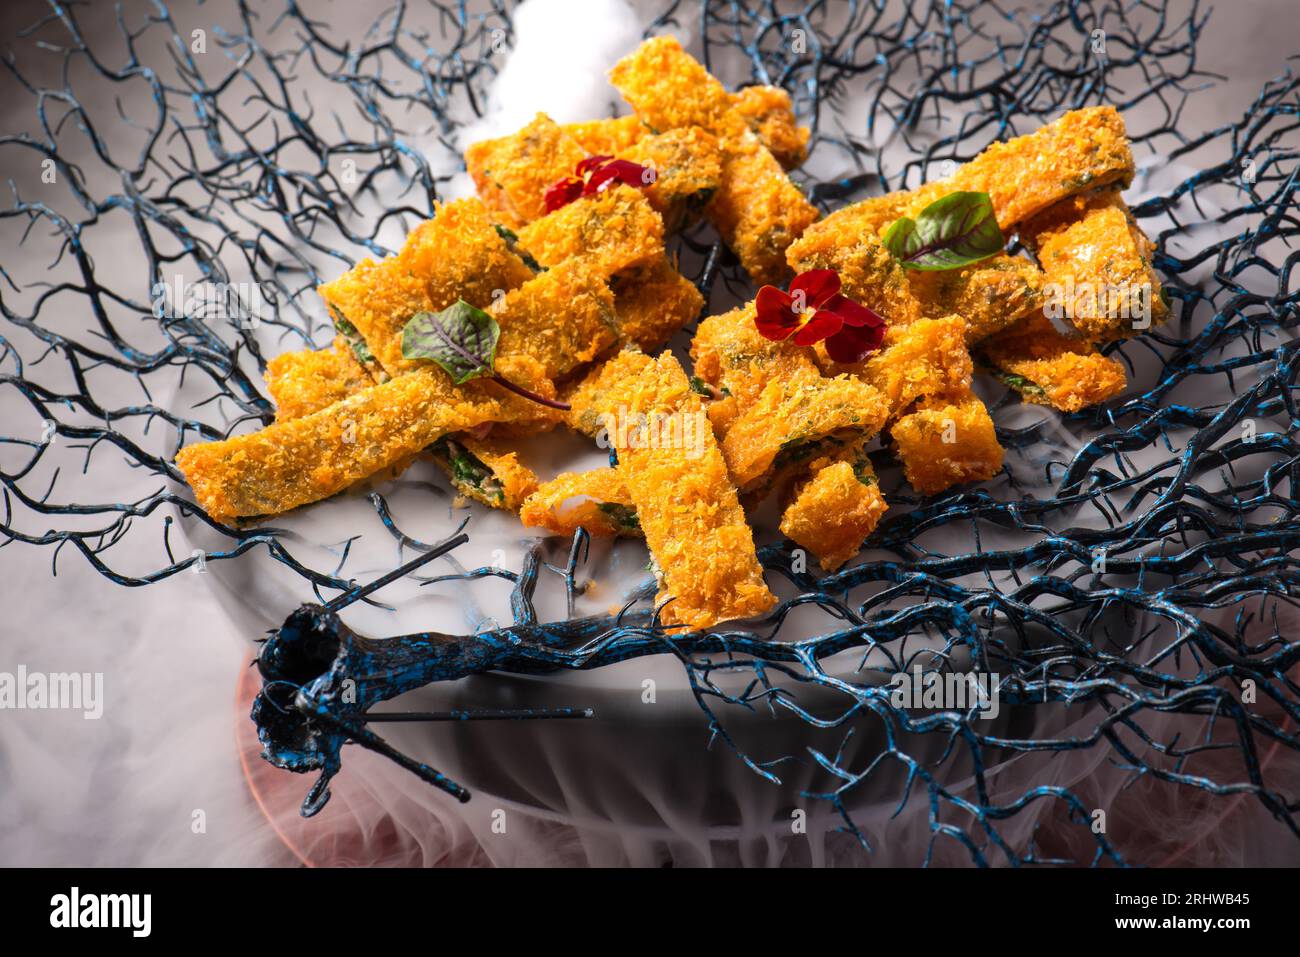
[754,269,886,364]
[544,155,653,213]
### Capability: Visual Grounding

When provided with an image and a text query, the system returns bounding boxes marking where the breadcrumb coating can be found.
[317,198,533,378]
[519,467,641,538]
[690,302,821,421]
[175,362,560,525]
[780,459,887,572]
[890,392,1003,495]
[906,253,1047,342]
[265,337,374,421]
[430,435,539,511]
[785,224,923,330]
[560,115,647,154]
[514,183,664,277]
[612,256,704,353]
[720,367,889,494]
[611,37,818,286]
[465,113,588,228]
[490,258,619,381]
[846,315,974,416]
[588,350,776,630]
[1021,189,1168,341]
[980,312,1127,412]
[608,36,735,135]
[730,85,810,169]
[621,127,723,232]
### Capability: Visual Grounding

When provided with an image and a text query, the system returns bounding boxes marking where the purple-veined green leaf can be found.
[401,299,499,383]
[883,190,1004,270]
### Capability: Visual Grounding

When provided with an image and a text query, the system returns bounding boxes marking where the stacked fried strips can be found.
[174,36,1165,628]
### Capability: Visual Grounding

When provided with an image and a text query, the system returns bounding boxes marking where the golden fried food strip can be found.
[491,258,618,381]
[610,37,818,286]
[621,127,723,232]
[514,184,664,277]
[317,198,534,378]
[780,458,887,572]
[720,367,889,495]
[1020,189,1168,342]
[890,392,1003,496]
[979,312,1127,412]
[430,435,539,511]
[786,225,923,330]
[519,467,641,538]
[589,350,776,629]
[690,302,821,427]
[836,315,973,416]
[730,85,809,170]
[611,256,704,353]
[560,115,647,155]
[905,253,1047,342]
[464,113,588,228]
[265,337,374,421]
[175,358,559,525]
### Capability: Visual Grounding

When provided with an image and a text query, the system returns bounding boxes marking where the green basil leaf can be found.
[401,299,499,383]
[883,190,1004,271]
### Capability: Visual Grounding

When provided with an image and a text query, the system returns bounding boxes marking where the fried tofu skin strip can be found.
[429,435,539,511]
[175,358,559,525]
[610,37,818,286]
[1020,189,1168,341]
[491,258,619,381]
[786,226,923,330]
[519,467,641,538]
[730,85,809,170]
[611,256,704,353]
[317,198,534,378]
[780,457,886,572]
[514,184,664,276]
[905,254,1047,342]
[591,350,776,629]
[265,337,374,421]
[621,127,723,232]
[890,392,1003,496]
[979,312,1127,412]
[465,113,588,228]
[720,367,889,495]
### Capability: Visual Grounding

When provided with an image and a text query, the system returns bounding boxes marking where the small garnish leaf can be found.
[401,300,499,384]
[883,191,1004,271]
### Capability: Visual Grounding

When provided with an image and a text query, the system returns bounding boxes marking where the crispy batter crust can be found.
[589,350,776,630]
[519,467,640,538]
[780,459,887,572]
[720,367,889,493]
[786,225,923,330]
[515,183,664,276]
[560,115,647,154]
[175,360,559,525]
[1021,189,1168,341]
[491,258,619,381]
[621,127,723,232]
[890,392,1003,495]
[730,85,809,169]
[432,435,539,511]
[317,198,533,378]
[842,315,974,417]
[465,113,588,228]
[265,337,374,421]
[905,253,1046,342]
[980,312,1127,412]
[611,37,818,286]
[611,256,704,353]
